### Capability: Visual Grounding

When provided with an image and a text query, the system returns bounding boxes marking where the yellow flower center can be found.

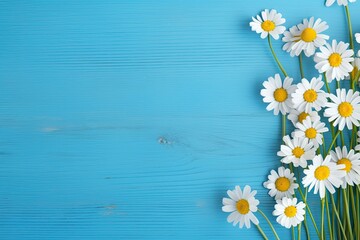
[314,166,330,180]
[338,102,353,117]
[284,206,297,218]
[273,88,288,102]
[236,199,250,215]
[261,20,276,32]
[298,112,310,123]
[338,158,352,173]
[275,177,291,192]
[305,127,317,139]
[303,89,318,103]
[301,28,317,42]
[292,147,305,158]
[328,53,343,67]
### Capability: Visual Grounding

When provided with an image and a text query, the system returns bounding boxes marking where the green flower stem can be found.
[345,6,354,52]
[267,35,288,77]
[301,185,311,240]
[299,54,305,79]
[282,114,286,138]
[326,131,341,156]
[349,186,358,238]
[257,209,280,240]
[338,191,344,239]
[303,213,310,240]
[340,131,345,147]
[330,194,348,240]
[321,198,325,240]
[330,124,336,146]
[256,224,269,240]
[341,185,347,239]
[350,126,357,149]
[323,74,331,94]
[331,196,336,240]
[297,187,320,238]
[325,195,333,240]
[336,81,341,89]
[304,187,310,239]
[294,166,300,183]
[291,226,295,240]
[297,223,301,240]
[342,189,354,240]
[298,184,310,240]
[289,163,294,177]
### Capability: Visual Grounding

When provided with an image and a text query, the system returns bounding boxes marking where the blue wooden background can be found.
[1,0,360,239]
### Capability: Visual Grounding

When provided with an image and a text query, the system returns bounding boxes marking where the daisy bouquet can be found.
[222,1,360,240]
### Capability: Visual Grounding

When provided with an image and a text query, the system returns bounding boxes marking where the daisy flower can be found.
[302,155,346,199]
[273,197,306,228]
[250,9,286,40]
[326,0,356,6]
[314,40,354,82]
[284,17,329,57]
[282,26,299,57]
[324,89,360,130]
[291,76,327,112]
[330,146,360,188]
[260,74,296,115]
[294,117,329,148]
[222,185,259,228]
[263,166,299,200]
[348,54,360,81]
[288,109,319,126]
[356,33,360,44]
[354,56,360,79]
[278,135,316,168]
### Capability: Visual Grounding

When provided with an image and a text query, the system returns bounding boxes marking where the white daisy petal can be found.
[355,33,360,44]
[326,0,356,6]
[302,155,346,199]
[222,185,260,228]
[288,109,319,127]
[273,197,306,228]
[294,116,328,148]
[250,9,286,40]
[264,166,299,200]
[278,135,316,168]
[324,89,360,131]
[330,146,360,188]
[261,74,296,115]
[292,76,326,112]
[315,40,354,83]
[282,17,328,57]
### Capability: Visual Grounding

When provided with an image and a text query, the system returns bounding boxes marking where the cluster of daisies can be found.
[223,2,360,239]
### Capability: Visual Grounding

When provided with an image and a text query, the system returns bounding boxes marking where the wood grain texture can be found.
[0,0,359,239]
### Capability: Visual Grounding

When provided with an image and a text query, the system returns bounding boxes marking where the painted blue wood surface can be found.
[1,0,360,239]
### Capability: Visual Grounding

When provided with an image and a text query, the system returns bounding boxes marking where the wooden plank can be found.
[0,0,357,239]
